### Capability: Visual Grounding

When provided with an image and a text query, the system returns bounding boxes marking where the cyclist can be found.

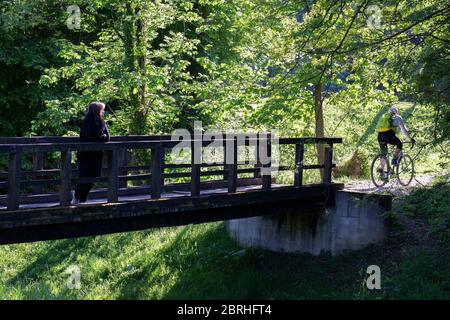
[375,106,415,175]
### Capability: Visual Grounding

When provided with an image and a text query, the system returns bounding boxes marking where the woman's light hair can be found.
[87,101,105,117]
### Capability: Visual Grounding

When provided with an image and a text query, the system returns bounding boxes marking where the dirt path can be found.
[343,174,441,196]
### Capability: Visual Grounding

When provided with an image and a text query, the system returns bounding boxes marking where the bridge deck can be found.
[0,183,284,211]
[0,183,344,245]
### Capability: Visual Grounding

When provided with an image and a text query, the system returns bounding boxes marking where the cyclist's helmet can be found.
[389,106,398,115]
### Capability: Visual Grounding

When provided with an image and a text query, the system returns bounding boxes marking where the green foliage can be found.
[1,0,448,151]
[392,179,450,240]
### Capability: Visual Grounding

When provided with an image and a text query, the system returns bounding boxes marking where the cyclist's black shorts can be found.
[378,130,402,155]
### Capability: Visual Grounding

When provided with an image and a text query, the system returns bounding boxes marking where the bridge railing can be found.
[0,135,342,211]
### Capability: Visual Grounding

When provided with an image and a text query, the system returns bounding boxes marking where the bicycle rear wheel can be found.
[371,154,389,187]
[396,154,414,186]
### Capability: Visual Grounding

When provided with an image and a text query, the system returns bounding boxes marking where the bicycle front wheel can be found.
[371,154,389,187]
[396,154,414,186]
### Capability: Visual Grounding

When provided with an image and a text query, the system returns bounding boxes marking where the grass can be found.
[0,180,449,300]
[390,175,450,239]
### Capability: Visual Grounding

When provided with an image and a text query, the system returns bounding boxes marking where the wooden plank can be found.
[107,149,119,203]
[0,135,173,144]
[191,140,201,197]
[294,143,304,187]
[59,150,72,207]
[227,137,238,193]
[118,163,226,171]
[151,144,163,199]
[4,176,104,188]
[165,167,260,179]
[118,174,152,182]
[0,163,236,181]
[323,144,333,184]
[0,168,59,179]
[0,162,260,180]
[278,137,343,144]
[3,138,247,154]
[2,137,342,154]
[119,165,151,171]
[0,137,79,144]
[302,164,324,169]
[8,141,165,153]
[0,178,264,206]
[7,148,22,211]
[0,136,266,145]
[164,163,225,169]
[0,167,267,189]
[1,134,320,146]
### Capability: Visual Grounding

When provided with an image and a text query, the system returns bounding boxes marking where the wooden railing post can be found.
[227,137,238,193]
[262,136,272,190]
[294,143,304,187]
[323,143,333,184]
[107,149,119,203]
[7,147,22,210]
[32,151,44,194]
[60,149,72,206]
[191,139,201,197]
[151,143,163,199]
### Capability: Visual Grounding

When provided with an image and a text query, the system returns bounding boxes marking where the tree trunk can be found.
[123,3,136,72]
[314,83,325,179]
[124,3,147,136]
[133,8,147,135]
[123,2,149,183]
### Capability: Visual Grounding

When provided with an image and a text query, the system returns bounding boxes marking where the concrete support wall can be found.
[226,190,392,256]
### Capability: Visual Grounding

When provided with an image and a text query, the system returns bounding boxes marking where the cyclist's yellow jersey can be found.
[376,113,394,132]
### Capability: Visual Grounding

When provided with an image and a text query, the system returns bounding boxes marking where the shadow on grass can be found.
[151,224,383,300]
[159,182,449,300]
[0,222,405,299]
[4,181,449,300]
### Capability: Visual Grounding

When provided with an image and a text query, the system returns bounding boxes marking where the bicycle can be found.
[370,142,415,187]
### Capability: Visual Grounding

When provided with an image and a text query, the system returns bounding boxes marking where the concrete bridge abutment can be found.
[226,190,392,256]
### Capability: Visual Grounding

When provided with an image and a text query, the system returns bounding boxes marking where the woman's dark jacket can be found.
[78,114,110,178]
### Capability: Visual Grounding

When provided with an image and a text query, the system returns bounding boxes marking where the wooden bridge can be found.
[0,134,343,245]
